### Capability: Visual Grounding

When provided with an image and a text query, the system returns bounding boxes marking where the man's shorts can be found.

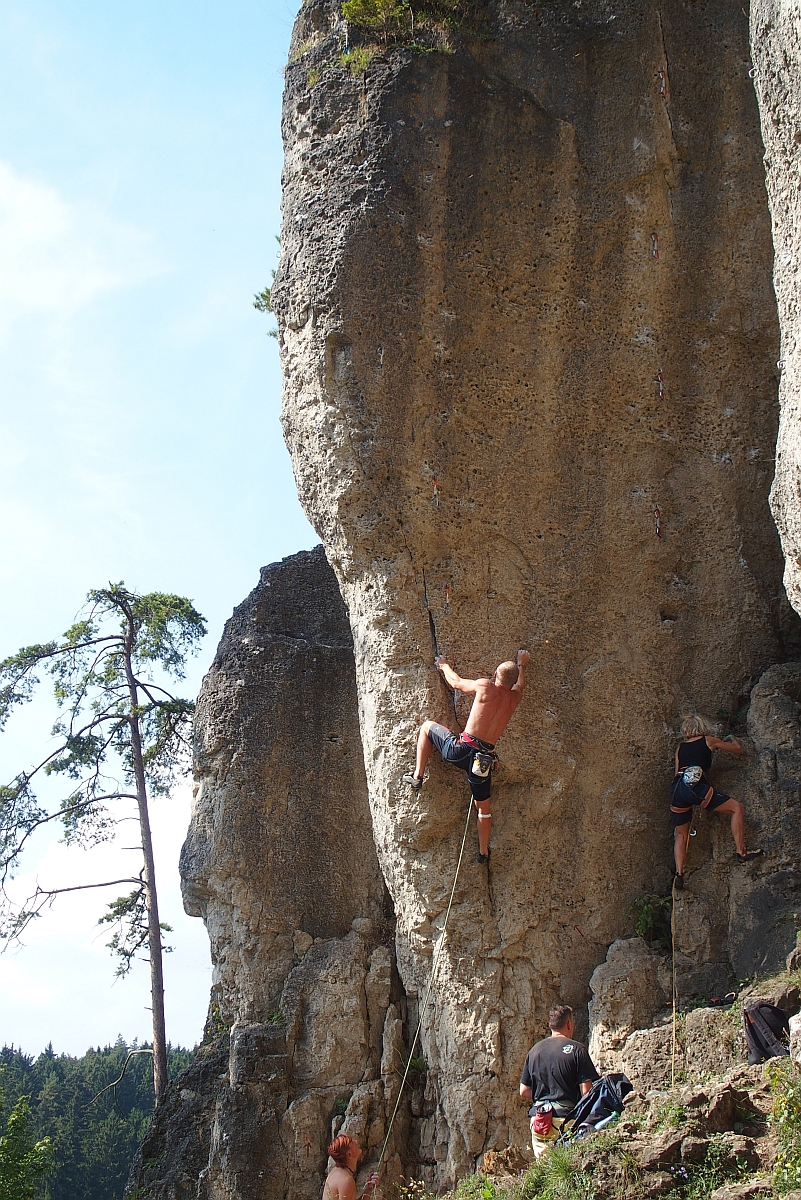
[427,723,493,802]
[670,774,730,827]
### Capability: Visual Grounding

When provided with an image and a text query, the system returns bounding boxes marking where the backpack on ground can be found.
[556,1073,633,1143]
[743,1001,790,1065]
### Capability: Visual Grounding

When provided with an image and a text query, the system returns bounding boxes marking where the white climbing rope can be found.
[671,808,695,1086]
[671,878,678,1087]
[373,789,475,1187]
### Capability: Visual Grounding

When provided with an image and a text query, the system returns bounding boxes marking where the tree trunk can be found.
[123,627,169,1104]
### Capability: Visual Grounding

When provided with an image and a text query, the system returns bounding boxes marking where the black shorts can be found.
[427,723,493,802]
[670,774,730,827]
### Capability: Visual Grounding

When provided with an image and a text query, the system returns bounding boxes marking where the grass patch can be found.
[664,1135,754,1198]
[770,1058,801,1194]
[338,46,377,73]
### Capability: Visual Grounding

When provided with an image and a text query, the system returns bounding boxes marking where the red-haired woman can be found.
[323,1136,378,1200]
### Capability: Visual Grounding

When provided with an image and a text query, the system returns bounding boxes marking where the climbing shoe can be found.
[674,873,684,891]
[477,851,489,865]
[401,773,423,790]
[737,848,763,863]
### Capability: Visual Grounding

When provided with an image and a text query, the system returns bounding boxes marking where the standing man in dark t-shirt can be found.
[519,1004,599,1155]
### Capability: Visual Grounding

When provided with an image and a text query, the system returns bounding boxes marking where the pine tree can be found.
[0,586,206,1102]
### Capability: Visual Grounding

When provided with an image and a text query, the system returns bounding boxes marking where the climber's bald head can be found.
[495,661,519,688]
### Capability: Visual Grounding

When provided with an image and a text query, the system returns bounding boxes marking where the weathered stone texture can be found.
[750,0,801,613]
[184,545,390,1018]
[275,0,798,1184]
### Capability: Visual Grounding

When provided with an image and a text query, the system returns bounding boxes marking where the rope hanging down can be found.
[670,806,694,1087]
[671,878,678,1087]
[373,789,475,1186]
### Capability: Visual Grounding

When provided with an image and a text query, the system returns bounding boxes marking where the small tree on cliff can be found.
[0,585,206,1104]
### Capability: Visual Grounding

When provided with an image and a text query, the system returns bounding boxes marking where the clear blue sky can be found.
[0,0,317,1055]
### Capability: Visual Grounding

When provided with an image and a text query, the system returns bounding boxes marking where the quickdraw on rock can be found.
[655,70,669,98]
[443,583,451,614]
[654,504,662,539]
[432,475,440,507]
[656,368,665,401]
[651,231,660,260]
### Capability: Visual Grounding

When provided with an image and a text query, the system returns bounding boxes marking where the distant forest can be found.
[0,1040,193,1200]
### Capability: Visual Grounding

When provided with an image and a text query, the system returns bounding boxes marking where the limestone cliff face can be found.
[274,0,799,1184]
[750,1,801,614]
[176,548,406,1200]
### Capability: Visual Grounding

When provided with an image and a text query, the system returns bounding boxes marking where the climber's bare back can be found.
[323,1167,356,1200]
[463,678,522,744]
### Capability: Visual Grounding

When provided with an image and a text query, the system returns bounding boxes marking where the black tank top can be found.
[677,737,712,771]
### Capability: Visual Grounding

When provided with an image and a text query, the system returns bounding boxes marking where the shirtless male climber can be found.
[402,649,529,863]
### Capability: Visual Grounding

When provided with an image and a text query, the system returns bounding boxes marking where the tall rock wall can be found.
[750,1,801,613]
[274,0,799,1185]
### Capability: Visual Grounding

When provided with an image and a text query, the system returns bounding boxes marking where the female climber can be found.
[322,1136,379,1200]
[671,713,762,890]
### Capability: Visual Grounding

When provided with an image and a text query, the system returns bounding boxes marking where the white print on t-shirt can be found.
[562,1045,574,1053]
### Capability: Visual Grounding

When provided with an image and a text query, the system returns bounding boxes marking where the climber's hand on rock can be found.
[517,649,530,666]
[435,656,447,670]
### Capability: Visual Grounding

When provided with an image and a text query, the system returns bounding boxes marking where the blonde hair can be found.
[681,713,713,739]
[495,660,519,688]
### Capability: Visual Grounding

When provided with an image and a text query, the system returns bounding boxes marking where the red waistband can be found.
[460,732,496,753]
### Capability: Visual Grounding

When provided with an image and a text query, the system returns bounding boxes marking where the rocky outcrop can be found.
[129,548,408,1200]
[588,938,673,1069]
[750,1,801,613]
[275,0,800,1184]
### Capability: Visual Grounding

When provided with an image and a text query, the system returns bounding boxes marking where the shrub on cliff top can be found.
[341,0,409,42]
[341,0,492,46]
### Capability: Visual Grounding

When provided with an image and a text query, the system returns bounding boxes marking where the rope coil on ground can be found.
[372,790,475,1187]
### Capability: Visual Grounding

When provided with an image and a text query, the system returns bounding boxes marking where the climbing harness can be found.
[459,730,499,779]
[372,790,475,1186]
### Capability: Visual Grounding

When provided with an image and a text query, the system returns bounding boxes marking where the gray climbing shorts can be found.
[427,723,493,802]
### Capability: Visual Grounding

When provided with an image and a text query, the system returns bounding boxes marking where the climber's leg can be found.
[475,800,491,858]
[711,797,745,857]
[674,821,690,876]
[404,721,465,787]
[413,720,438,780]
